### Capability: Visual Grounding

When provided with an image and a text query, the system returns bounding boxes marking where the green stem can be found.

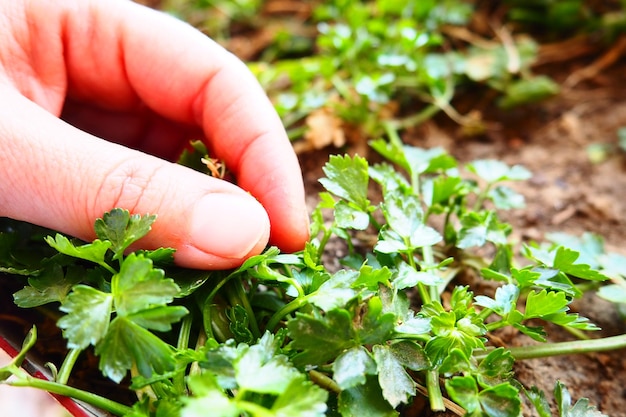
[226,279,261,338]
[485,319,511,332]
[391,333,431,343]
[173,315,193,392]
[266,294,312,332]
[309,370,341,394]
[474,334,626,361]
[100,262,117,275]
[386,104,441,130]
[368,212,382,232]
[56,348,81,385]
[177,315,193,350]
[422,245,438,302]
[473,183,493,212]
[317,228,333,260]
[426,369,445,412]
[9,376,132,416]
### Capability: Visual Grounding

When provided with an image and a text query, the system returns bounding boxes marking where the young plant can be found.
[2,137,624,417]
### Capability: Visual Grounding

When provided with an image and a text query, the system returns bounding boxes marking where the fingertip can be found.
[177,192,270,269]
[269,209,310,254]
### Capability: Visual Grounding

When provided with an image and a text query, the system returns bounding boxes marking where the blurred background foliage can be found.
[139,0,626,150]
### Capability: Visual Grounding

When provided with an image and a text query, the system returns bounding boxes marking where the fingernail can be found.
[190,193,270,259]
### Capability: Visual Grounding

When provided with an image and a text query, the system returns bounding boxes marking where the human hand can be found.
[0,0,309,269]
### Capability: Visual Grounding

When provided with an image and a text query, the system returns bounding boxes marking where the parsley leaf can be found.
[94,208,156,260]
[96,317,178,383]
[57,285,113,349]
[319,154,371,210]
[188,333,328,417]
[372,344,416,408]
[112,253,180,316]
[332,346,377,390]
[466,159,531,183]
[446,376,521,417]
[555,381,607,417]
[13,265,82,307]
[44,234,111,268]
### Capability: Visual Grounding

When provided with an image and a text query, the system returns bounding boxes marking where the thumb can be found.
[0,91,270,269]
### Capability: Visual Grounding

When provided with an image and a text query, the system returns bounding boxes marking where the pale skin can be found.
[0,0,309,269]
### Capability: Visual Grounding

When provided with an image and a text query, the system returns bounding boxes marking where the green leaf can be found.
[227,305,255,344]
[335,200,370,230]
[445,376,480,414]
[478,383,521,417]
[177,140,213,174]
[183,374,239,417]
[524,290,569,319]
[524,290,599,331]
[394,261,443,290]
[425,304,485,366]
[395,314,431,335]
[498,75,559,109]
[446,377,521,417]
[467,160,531,183]
[352,264,393,291]
[387,340,429,371]
[57,285,113,349]
[423,176,465,209]
[457,211,510,249]
[358,296,397,345]
[372,344,416,408]
[404,146,456,177]
[13,265,82,307]
[526,245,609,282]
[552,247,609,282]
[524,386,552,417]
[112,253,181,316]
[547,232,604,269]
[488,186,526,209]
[235,333,301,394]
[289,299,395,367]
[476,348,515,387]
[94,209,156,260]
[439,348,472,375]
[333,346,377,390]
[137,247,176,265]
[555,380,607,417]
[195,333,328,417]
[96,317,177,383]
[44,234,111,266]
[127,306,189,332]
[231,246,282,276]
[597,284,626,304]
[319,154,370,210]
[338,375,398,417]
[308,270,359,311]
[271,376,328,417]
[382,194,424,237]
[598,252,626,279]
[289,309,356,366]
[474,284,519,317]
[369,163,411,195]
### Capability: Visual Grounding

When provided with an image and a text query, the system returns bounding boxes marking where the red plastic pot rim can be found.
[0,333,105,417]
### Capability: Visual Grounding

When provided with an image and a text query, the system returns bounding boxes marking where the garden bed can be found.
[1,1,626,416]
